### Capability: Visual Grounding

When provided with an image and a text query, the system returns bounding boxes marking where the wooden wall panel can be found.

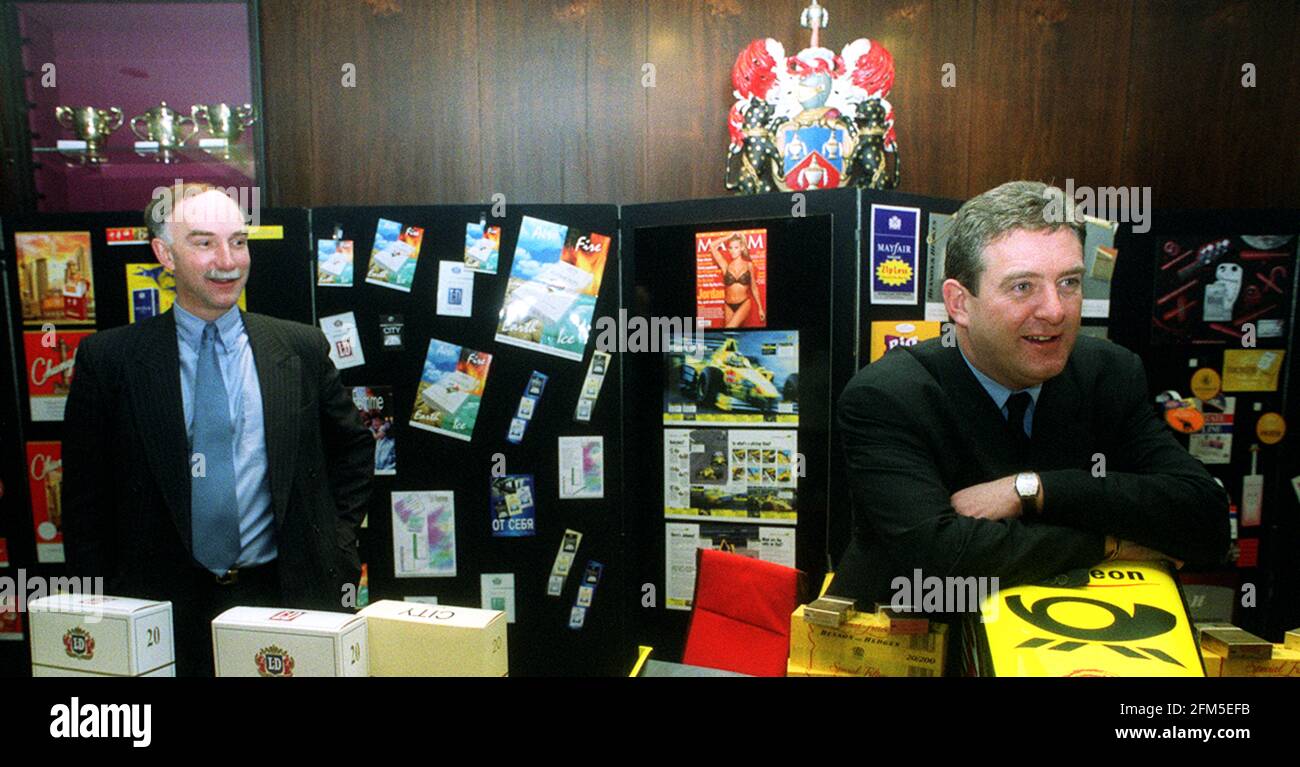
[250,0,1298,210]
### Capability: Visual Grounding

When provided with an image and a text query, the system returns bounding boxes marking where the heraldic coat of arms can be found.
[726,1,899,194]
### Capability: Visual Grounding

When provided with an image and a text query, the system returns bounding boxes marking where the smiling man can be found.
[62,183,373,676]
[829,180,1229,613]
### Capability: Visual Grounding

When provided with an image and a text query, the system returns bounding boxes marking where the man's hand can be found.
[951,475,1021,521]
[1114,539,1185,570]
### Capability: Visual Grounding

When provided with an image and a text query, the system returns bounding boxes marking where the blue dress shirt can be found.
[957,343,1042,438]
[174,303,276,567]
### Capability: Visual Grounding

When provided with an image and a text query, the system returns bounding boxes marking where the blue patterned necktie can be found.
[191,322,241,575]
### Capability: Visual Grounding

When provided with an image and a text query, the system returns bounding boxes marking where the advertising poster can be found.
[351,386,396,476]
[496,216,610,361]
[317,239,355,287]
[1222,350,1284,392]
[27,441,65,564]
[869,320,942,363]
[464,222,501,274]
[23,330,91,422]
[392,491,456,578]
[663,429,797,522]
[924,212,955,321]
[665,523,796,610]
[1081,217,1119,319]
[1151,235,1295,345]
[490,474,537,538]
[1189,396,1235,465]
[126,263,245,323]
[15,231,96,325]
[558,436,604,499]
[410,338,492,441]
[365,218,425,292]
[869,205,920,305]
[695,228,767,329]
[664,330,798,425]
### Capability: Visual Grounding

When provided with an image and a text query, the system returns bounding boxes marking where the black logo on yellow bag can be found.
[1006,595,1184,667]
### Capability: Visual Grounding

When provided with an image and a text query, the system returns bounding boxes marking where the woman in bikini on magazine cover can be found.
[711,233,766,328]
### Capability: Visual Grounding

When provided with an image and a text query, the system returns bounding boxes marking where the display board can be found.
[1112,209,1300,639]
[310,204,626,676]
[0,208,313,676]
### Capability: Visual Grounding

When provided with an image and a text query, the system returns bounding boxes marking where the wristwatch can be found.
[1014,472,1040,516]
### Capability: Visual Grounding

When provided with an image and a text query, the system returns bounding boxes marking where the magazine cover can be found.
[26,441,65,563]
[410,339,492,441]
[391,490,456,578]
[464,221,501,274]
[15,231,96,325]
[664,330,798,425]
[495,216,610,361]
[351,386,396,475]
[126,263,245,323]
[490,474,537,538]
[365,218,425,292]
[696,229,767,329]
[317,239,355,287]
[23,330,92,422]
[663,428,797,522]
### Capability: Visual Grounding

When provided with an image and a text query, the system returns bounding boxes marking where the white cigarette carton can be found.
[29,594,174,677]
[211,607,368,677]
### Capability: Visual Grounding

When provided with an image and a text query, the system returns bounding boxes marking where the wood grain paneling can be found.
[252,0,1299,209]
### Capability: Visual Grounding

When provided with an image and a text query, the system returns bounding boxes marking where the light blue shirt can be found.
[958,343,1042,438]
[174,303,276,567]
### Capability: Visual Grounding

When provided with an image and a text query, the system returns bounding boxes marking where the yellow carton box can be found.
[789,605,947,677]
[359,600,507,677]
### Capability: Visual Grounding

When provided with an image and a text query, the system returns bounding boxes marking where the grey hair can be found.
[943,180,1085,295]
[143,182,219,244]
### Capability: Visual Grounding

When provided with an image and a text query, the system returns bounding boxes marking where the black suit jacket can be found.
[61,310,373,611]
[829,335,1230,606]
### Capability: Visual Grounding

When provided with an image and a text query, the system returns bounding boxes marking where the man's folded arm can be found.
[840,383,1105,588]
[60,335,115,581]
[1038,352,1230,567]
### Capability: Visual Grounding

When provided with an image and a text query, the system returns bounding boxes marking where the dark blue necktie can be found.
[191,323,241,575]
[1005,391,1033,456]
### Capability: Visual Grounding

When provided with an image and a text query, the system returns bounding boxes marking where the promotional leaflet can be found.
[436,261,474,317]
[869,204,920,305]
[320,312,365,370]
[1222,349,1284,392]
[663,428,797,522]
[365,218,425,292]
[664,330,798,425]
[1189,396,1235,465]
[23,330,91,422]
[664,522,795,610]
[317,239,355,287]
[496,216,610,361]
[464,222,501,274]
[27,441,64,563]
[15,231,96,325]
[695,228,768,329]
[490,474,537,538]
[351,386,396,476]
[924,212,955,321]
[869,321,941,363]
[480,573,516,623]
[391,491,456,578]
[558,436,604,499]
[409,339,492,441]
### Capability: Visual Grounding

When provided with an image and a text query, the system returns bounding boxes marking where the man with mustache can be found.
[829,181,1229,623]
[62,183,372,676]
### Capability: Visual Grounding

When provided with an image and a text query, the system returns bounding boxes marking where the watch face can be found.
[1016,473,1037,497]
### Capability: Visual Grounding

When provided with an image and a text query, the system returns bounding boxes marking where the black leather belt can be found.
[210,560,276,586]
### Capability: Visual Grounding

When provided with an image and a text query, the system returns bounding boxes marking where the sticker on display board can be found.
[246,226,284,241]
[547,529,583,597]
[574,350,611,422]
[1163,404,1204,434]
[1255,412,1285,444]
[1240,474,1263,528]
[320,311,365,370]
[568,561,603,630]
[868,204,920,305]
[1190,368,1221,401]
[1256,318,1284,339]
[379,314,404,350]
[1188,396,1234,465]
[106,226,150,245]
[436,261,474,317]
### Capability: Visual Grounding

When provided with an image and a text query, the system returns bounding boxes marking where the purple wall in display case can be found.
[17,1,260,212]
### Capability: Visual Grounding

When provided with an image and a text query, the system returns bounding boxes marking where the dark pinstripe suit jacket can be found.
[62,310,372,610]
